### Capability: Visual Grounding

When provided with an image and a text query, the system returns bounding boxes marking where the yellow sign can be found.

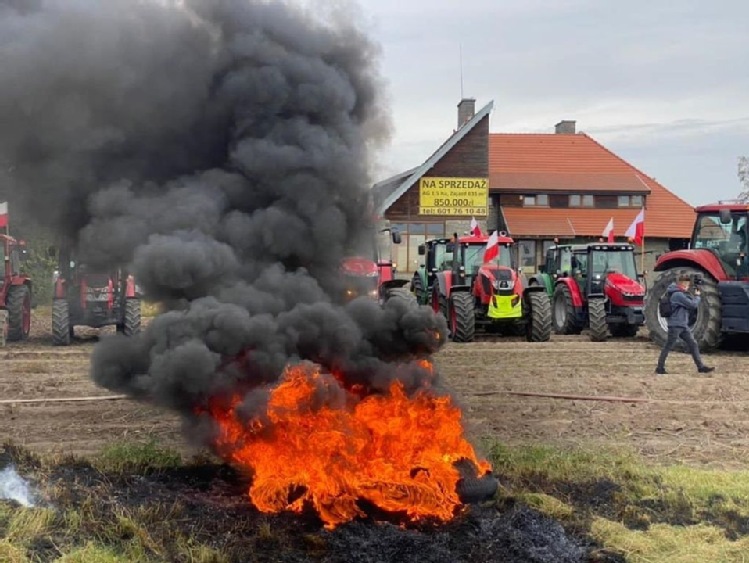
[418,177,488,216]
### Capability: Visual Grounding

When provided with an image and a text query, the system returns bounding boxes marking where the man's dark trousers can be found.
[657,326,705,370]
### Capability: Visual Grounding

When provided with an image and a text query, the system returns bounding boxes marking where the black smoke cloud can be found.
[0,0,449,442]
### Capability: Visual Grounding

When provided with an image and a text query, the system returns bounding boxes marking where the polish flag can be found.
[602,217,614,243]
[625,208,645,245]
[470,216,483,237]
[0,202,7,229]
[483,230,499,262]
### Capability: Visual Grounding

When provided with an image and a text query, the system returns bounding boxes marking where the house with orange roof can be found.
[373,99,695,276]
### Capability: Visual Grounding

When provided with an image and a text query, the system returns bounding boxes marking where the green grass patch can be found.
[488,441,749,561]
[92,439,182,474]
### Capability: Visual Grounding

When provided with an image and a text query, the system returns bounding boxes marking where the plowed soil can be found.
[2,308,748,468]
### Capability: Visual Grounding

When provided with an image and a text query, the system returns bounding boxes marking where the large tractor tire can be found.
[588,297,610,342]
[52,299,72,346]
[644,267,722,351]
[384,287,418,310]
[6,284,31,342]
[526,290,552,342]
[411,274,426,305]
[119,298,142,337]
[449,292,475,343]
[551,284,582,335]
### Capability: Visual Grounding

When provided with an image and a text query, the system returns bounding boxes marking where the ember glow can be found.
[200,362,491,529]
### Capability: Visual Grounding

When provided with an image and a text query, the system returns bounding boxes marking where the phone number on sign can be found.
[419,207,487,216]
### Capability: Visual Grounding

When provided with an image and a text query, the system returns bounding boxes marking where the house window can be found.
[524,194,548,206]
[569,194,593,207]
[618,195,645,207]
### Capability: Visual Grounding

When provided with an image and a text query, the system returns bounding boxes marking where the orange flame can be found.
[201,362,491,529]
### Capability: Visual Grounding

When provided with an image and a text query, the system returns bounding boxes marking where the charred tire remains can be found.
[454,458,499,504]
[645,267,722,352]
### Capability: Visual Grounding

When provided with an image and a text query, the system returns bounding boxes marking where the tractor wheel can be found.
[449,292,475,342]
[610,324,639,338]
[411,275,425,305]
[120,299,141,337]
[6,285,31,342]
[588,298,610,342]
[52,299,71,346]
[644,267,722,351]
[526,291,552,342]
[384,287,418,310]
[551,284,582,335]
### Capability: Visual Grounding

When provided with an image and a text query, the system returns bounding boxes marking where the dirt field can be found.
[2,308,749,468]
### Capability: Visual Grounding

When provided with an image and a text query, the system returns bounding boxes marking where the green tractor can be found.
[410,238,456,305]
[529,243,575,296]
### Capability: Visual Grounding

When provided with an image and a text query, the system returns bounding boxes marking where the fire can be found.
[200,362,491,529]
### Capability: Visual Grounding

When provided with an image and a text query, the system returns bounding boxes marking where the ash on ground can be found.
[40,460,590,563]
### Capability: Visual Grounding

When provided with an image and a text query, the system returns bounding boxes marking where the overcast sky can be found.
[355,0,748,206]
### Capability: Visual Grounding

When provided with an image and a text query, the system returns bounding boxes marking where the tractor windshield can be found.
[462,243,513,274]
[692,211,748,276]
[590,250,638,280]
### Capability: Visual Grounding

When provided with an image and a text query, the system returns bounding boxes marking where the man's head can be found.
[677,273,691,290]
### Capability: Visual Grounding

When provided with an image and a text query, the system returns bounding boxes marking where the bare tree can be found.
[740,156,749,202]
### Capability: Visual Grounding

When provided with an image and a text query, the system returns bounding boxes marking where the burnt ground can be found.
[2,307,749,561]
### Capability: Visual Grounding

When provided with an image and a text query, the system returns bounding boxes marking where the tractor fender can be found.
[381,279,409,292]
[654,249,726,282]
[554,278,584,308]
[125,275,138,298]
[435,271,453,299]
[527,274,545,287]
[450,284,472,293]
[53,277,66,299]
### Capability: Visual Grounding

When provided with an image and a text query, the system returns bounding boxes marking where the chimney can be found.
[457,98,476,128]
[554,120,576,134]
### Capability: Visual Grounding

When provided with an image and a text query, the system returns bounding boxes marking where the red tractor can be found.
[426,232,551,342]
[49,246,141,345]
[551,242,646,341]
[645,202,749,351]
[0,233,32,342]
[339,227,417,308]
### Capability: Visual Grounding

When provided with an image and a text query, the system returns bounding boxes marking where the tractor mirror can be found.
[418,244,425,255]
[47,245,57,258]
[538,265,546,274]
[719,209,732,224]
[391,230,402,244]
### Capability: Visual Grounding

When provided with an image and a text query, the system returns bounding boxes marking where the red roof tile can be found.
[502,207,649,239]
[489,133,695,239]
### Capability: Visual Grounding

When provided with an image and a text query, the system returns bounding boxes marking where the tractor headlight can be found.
[494,279,514,291]
[368,289,377,298]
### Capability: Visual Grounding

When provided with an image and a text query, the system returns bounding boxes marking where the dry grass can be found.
[488,441,749,562]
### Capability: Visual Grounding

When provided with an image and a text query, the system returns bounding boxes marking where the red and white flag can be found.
[625,208,645,245]
[0,201,7,229]
[470,216,483,237]
[483,230,499,262]
[602,217,614,243]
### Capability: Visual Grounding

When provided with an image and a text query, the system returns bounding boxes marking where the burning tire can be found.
[6,284,31,342]
[526,291,552,342]
[454,458,499,504]
[644,267,722,352]
[119,298,142,337]
[551,284,581,335]
[52,299,72,346]
[588,297,609,342]
[449,292,475,342]
[384,288,418,309]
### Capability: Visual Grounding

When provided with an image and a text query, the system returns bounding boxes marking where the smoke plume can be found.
[0,0,449,442]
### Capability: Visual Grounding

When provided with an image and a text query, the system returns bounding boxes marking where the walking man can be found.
[656,273,715,375]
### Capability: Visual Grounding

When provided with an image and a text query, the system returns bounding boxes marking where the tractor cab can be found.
[411,238,455,305]
[690,206,749,279]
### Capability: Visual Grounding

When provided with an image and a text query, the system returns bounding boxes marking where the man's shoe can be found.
[655,367,666,375]
[698,366,715,374]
